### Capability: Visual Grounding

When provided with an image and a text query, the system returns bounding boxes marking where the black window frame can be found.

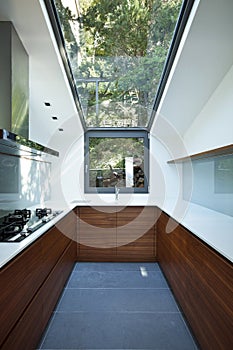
[84,129,149,193]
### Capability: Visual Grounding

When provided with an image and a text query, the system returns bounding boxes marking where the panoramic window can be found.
[85,130,149,193]
[52,0,183,128]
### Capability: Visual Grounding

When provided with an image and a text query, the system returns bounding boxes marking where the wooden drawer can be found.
[1,282,44,350]
[78,246,117,261]
[78,206,117,228]
[117,229,156,261]
[1,241,76,350]
[0,239,45,346]
[79,225,116,248]
[42,241,76,327]
[55,210,77,241]
[117,206,155,225]
[42,225,71,274]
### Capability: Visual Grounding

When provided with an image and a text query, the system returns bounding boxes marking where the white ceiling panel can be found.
[159,0,233,136]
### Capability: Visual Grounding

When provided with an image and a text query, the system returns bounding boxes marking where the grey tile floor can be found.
[38,262,199,350]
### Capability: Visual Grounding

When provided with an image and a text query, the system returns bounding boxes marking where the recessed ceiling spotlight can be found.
[58,128,64,131]
[44,102,51,107]
[52,116,58,120]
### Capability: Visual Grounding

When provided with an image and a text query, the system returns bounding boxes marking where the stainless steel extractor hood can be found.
[0,129,59,157]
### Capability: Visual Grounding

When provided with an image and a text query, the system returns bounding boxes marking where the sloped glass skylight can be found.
[53,0,183,128]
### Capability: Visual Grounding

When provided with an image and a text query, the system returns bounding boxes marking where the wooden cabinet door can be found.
[77,206,157,262]
[78,206,117,261]
[117,206,156,261]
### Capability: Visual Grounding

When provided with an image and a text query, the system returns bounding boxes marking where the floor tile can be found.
[67,270,168,289]
[57,288,179,313]
[74,262,159,272]
[40,311,197,350]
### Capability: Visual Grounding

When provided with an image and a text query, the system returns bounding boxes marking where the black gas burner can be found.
[5,209,31,224]
[2,209,31,227]
[0,208,62,243]
[1,224,23,238]
[0,208,31,242]
[36,208,52,219]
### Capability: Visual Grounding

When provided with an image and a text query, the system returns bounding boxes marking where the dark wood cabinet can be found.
[77,206,157,262]
[0,210,76,350]
[0,237,45,345]
[157,211,233,350]
[116,206,156,261]
[78,206,117,261]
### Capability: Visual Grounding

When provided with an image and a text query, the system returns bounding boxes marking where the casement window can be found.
[84,129,149,193]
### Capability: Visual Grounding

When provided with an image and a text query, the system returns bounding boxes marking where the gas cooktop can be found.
[0,208,62,242]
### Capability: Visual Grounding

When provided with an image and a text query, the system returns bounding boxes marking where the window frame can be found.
[84,129,149,193]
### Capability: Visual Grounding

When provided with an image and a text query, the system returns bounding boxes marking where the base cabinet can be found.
[77,206,157,262]
[2,206,231,350]
[157,211,233,350]
[116,206,156,261]
[78,206,117,261]
[0,211,76,350]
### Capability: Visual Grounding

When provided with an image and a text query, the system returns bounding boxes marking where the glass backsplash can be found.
[183,153,233,217]
[0,153,51,216]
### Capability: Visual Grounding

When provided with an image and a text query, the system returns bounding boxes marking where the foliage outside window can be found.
[54,0,183,128]
[85,130,149,193]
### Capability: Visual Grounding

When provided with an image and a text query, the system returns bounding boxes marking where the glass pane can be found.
[183,154,233,217]
[89,137,145,188]
[54,0,183,127]
[215,156,233,194]
[0,154,19,194]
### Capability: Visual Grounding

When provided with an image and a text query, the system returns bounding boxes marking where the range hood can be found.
[0,23,59,158]
[0,129,59,157]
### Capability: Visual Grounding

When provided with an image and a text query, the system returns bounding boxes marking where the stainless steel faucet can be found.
[115,185,120,200]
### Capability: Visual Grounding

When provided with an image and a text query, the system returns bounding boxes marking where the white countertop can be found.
[0,205,73,268]
[1,198,232,268]
[161,199,233,263]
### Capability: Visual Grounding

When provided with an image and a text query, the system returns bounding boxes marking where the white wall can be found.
[183,64,233,154]
[46,113,84,205]
[49,120,184,208]
[50,133,84,205]
[149,114,192,221]
[158,0,233,138]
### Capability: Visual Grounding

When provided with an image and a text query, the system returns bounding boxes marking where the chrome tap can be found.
[115,185,120,200]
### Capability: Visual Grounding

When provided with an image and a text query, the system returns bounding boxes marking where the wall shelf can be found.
[167,144,233,163]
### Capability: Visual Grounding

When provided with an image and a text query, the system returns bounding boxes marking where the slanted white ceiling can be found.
[159,0,233,136]
[0,0,83,150]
